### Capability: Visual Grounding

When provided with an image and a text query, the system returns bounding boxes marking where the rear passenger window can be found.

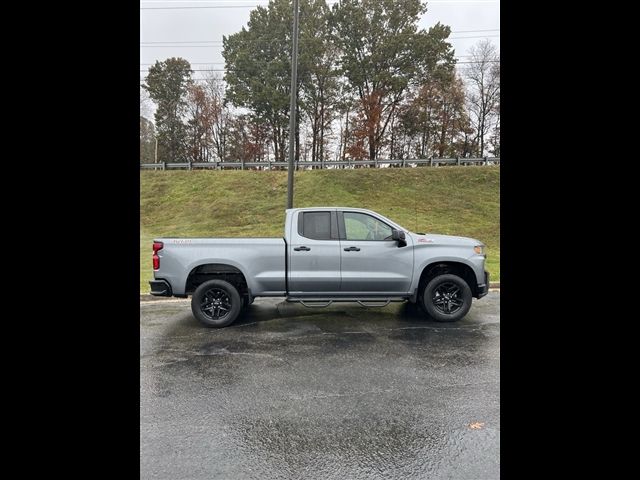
[300,212,332,240]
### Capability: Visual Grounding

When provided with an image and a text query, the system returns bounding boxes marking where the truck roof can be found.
[286,207,377,213]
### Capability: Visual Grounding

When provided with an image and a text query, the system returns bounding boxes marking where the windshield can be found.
[370,211,409,234]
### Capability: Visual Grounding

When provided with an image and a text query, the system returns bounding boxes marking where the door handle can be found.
[294,246,311,251]
[343,246,361,251]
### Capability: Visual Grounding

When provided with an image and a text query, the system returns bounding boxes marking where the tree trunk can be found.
[273,128,279,165]
[311,110,318,167]
[342,107,350,163]
[295,103,300,166]
[319,104,325,167]
[389,116,395,162]
[439,118,447,158]
[319,84,325,167]
[311,121,317,165]
[479,114,485,157]
[279,125,287,163]
[368,134,376,162]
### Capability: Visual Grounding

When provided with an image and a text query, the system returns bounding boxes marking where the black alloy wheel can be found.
[191,279,242,327]
[431,282,464,315]
[201,288,232,321]
[421,273,472,322]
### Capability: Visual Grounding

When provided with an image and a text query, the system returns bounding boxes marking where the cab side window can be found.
[344,212,393,241]
[299,212,332,240]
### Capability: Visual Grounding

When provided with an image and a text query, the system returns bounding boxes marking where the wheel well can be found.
[419,262,478,296]
[185,264,249,297]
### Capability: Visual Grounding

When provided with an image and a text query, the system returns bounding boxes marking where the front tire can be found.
[191,280,242,328]
[421,274,472,322]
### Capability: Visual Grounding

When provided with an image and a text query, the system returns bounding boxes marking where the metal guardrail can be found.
[140,157,500,170]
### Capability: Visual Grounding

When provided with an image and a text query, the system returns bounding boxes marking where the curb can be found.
[140,294,180,302]
[140,282,501,302]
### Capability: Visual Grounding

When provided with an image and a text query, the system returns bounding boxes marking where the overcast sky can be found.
[140,0,499,82]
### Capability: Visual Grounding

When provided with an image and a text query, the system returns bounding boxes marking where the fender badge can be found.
[417,238,433,243]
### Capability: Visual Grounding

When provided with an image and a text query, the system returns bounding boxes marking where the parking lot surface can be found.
[141,293,500,479]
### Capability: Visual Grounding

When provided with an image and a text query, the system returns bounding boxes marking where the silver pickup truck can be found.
[150,207,489,327]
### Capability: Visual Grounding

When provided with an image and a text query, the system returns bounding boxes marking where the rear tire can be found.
[420,273,472,322]
[191,279,242,328]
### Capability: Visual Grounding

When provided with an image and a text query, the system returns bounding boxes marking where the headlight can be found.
[474,245,485,255]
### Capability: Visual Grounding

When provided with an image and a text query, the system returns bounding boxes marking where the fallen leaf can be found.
[469,422,485,429]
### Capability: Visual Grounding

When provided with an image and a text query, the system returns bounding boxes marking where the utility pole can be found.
[154,137,158,163]
[286,0,300,209]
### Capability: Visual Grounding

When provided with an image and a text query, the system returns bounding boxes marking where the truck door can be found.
[288,210,342,294]
[338,211,414,294]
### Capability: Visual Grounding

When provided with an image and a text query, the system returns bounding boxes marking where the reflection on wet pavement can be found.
[141,293,500,479]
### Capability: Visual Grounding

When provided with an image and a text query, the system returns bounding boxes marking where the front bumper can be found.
[149,279,172,297]
[476,271,489,298]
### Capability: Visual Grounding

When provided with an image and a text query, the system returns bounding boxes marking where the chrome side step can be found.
[286,297,406,309]
[357,300,391,308]
[299,300,333,308]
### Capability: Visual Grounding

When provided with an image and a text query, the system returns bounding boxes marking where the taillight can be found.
[153,241,163,270]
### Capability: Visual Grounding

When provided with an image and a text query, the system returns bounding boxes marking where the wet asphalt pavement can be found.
[140,293,500,479]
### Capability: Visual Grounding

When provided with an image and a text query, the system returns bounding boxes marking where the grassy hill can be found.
[140,166,500,292]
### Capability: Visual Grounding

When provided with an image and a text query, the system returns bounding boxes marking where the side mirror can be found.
[392,229,407,247]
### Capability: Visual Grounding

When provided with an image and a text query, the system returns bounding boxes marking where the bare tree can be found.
[465,40,500,157]
[140,116,155,164]
[202,72,231,162]
[489,66,500,156]
[185,83,210,163]
[183,72,233,163]
[140,85,153,119]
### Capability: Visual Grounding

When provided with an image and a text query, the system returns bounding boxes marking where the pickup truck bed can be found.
[151,238,286,297]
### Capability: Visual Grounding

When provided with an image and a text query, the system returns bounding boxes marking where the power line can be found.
[141,4,266,10]
[140,34,499,48]
[141,45,223,47]
[141,0,497,2]
[140,62,225,65]
[139,55,481,67]
[141,41,224,44]
[140,57,477,66]
[139,29,500,44]
[140,1,498,10]
[141,69,227,72]
[139,59,499,74]
[448,28,499,33]
[456,60,500,64]
[449,34,499,39]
